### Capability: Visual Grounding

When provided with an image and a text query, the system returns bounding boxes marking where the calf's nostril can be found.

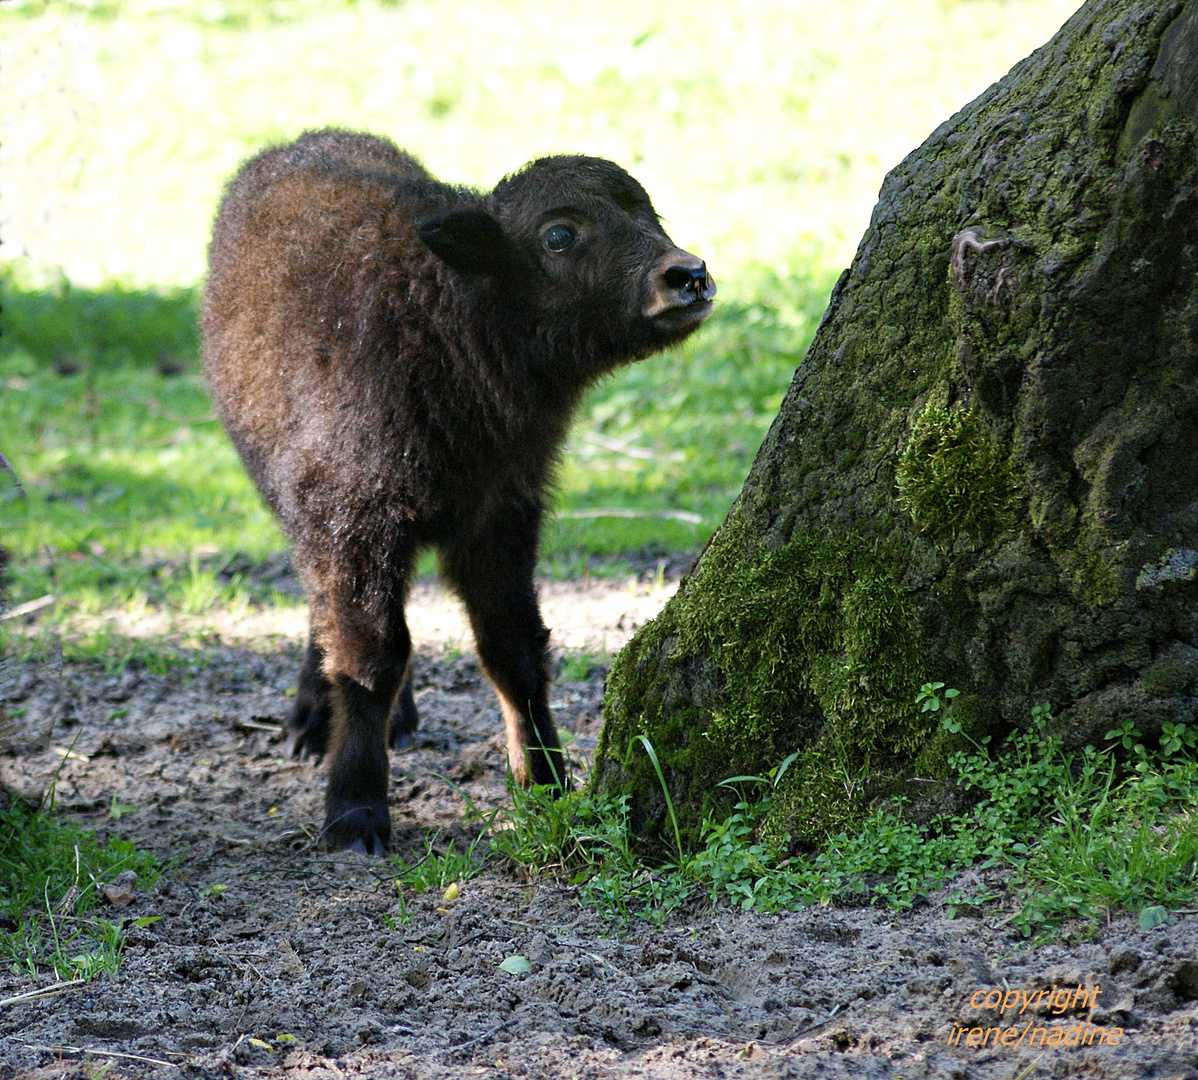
[663,262,708,293]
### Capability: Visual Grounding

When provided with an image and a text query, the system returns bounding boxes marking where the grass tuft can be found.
[0,795,162,980]
[483,701,1198,936]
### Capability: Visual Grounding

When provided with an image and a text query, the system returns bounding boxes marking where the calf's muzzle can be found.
[644,248,717,326]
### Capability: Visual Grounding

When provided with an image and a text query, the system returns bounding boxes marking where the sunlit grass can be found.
[3,0,1082,288]
[1,0,1083,615]
[0,263,831,611]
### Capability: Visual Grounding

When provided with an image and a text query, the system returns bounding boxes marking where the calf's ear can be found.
[417,209,515,276]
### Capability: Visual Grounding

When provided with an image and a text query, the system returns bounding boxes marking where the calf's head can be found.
[416,156,716,374]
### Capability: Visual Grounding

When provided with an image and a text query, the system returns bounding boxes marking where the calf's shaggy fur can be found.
[202,129,715,853]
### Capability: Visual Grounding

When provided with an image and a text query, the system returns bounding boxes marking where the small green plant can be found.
[0,797,162,979]
[916,681,959,714]
[391,831,490,895]
[627,735,684,863]
[488,741,695,926]
[106,797,136,821]
[1104,717,1198,810]
[385,889,412,928]
[1159,721,1198,755]
[491,784,634,878]
[84,1057,117,1080]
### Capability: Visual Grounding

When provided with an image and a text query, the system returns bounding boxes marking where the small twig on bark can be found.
[950,228,1010,291]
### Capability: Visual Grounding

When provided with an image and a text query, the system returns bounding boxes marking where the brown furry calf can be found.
[202,129,715,853]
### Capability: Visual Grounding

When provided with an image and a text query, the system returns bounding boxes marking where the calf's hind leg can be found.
[288,628,418,759]
[287,631,335,758]
[319,616,413,854]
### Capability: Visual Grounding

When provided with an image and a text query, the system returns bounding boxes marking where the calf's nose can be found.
[659,256,717,303]
[663,262,709,293]
[644,248,717,321]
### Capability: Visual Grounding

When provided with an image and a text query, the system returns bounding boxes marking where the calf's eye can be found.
[542,224,576,253]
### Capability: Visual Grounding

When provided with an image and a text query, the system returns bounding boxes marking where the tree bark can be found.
[594,0,1198,851]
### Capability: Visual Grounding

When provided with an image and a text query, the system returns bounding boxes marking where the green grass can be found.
[0,266,830,614]
[0,795,163,980]
[390,830,491,898]
[0,0,1082,609]
[2,0,1080,290]
[488,706,1198,938]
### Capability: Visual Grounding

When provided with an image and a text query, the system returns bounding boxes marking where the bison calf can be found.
[202,129,715,854]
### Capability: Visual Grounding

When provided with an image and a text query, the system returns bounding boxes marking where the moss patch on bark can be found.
[896,398,1018,547]
[596,514,941,849]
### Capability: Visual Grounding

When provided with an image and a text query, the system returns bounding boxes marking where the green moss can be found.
[595,513,943,850]
[1072,543,1120,606]
[760,741,873,850]
[895,398,1017,547]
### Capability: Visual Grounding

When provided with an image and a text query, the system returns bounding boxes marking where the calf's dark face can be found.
[416,156,715,372]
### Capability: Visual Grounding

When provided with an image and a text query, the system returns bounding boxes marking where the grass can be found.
[0,793,163,980]
[0,266,831,617]
[487,704,1198,939]
[0,0,1083,609]
[386,831,492,930]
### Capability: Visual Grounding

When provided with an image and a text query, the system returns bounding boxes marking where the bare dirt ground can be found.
[1,574,1197,1080]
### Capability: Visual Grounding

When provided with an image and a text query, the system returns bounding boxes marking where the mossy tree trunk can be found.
[594,0,1198,851]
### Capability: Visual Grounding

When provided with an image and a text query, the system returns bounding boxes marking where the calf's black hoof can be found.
[322,799,391,855]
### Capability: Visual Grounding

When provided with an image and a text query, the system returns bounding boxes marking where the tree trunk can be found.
[593,0,1198,851]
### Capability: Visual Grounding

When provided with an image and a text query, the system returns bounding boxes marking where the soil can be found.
[1,575,1196,1080]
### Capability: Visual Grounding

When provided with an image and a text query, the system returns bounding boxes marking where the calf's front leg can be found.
[323,668,400,854]
[442,527,568,791]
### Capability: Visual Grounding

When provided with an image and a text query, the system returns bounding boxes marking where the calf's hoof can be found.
[322,799,391,855]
